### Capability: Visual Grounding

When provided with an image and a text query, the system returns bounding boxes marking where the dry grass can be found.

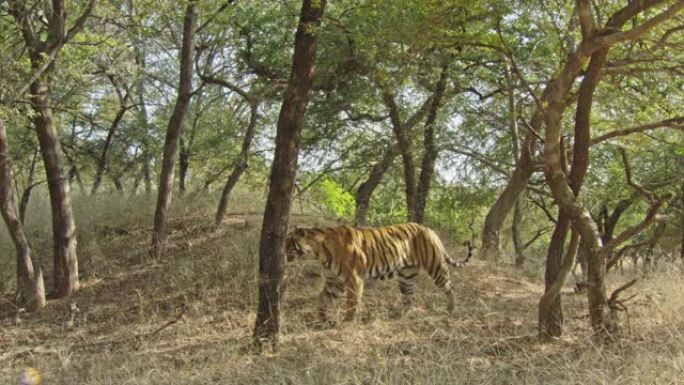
[1,191,684,384]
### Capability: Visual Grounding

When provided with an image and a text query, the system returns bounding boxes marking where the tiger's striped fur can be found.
[286,223,473,322]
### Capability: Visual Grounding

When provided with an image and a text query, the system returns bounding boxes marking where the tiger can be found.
[285,222,473,322]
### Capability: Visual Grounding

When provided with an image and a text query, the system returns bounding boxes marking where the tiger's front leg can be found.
[343,273,364,322]
[318,277,344,323]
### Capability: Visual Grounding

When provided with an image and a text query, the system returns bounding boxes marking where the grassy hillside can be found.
[1,192,683,384]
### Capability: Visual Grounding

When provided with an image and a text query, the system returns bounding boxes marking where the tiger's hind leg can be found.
[397,266,420,315]
[319,277,344,323]
[432,263,455,313]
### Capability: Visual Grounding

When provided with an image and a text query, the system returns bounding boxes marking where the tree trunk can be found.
[30,76,80,297]
[9,0,95,298]
[151,1,197,259]
[19,147,39,225]
[512,197,525,266]
[253,0,325,349]
[414,61,449,224]
[504,60,526,267]
[539,227,577,339]
[129,0,153,195]
[382,87,418,222]
[0,119,46,312]
[540,44,608,337]
[179,135,189,196]
[215,100,259,225]
[480,131,536,262]
[92,101,129,195]
[354,145,395,225]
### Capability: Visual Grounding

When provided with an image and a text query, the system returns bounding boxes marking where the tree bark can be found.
[179,135,190,196]
[0,119,46,311]
[354,145,396,225]
[414,61,449,224]
[151,1,197,259]
[253,0,325,349]
[381,87,418,221]
[480,131,536,262]
[540,46,607,338]
[504,61,527,267]
[19,147,39,225]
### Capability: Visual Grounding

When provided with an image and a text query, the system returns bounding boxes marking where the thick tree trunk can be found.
[30,76,80,297]
[540,45,607,337]
[92,101,128,195]
[354,145,395,225]
[414,61,449,224]
[253,0,325,349]
[215,100,259,225]
[480,132,536,262]
[382,87,418,222]
[0,119,46,311]
[151,1,197,259]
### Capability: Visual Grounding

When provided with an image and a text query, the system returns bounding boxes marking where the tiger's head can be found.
[285,227,316,262]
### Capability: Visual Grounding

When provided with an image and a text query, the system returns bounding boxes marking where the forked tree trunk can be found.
[253,0,325,349]
[30,76,80,297]
[151,1,197,259]
[414,61,449,224]
[354,145,395,225]
[0,119,46,311]
[480,132,536,262]
[9,0,95,298]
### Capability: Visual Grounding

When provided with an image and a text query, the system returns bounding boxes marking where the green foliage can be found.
[310,177,356,219]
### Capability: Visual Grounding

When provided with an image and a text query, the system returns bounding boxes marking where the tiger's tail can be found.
[446,241,474,268]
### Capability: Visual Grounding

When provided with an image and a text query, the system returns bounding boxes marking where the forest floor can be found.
[1,193,684,384]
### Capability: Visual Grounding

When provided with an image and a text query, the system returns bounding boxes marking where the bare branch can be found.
[590,117,684,145]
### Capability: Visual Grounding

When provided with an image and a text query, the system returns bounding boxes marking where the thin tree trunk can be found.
[215,100,259,225]
[253,0,325,349]
[129,0,153,195]
[179,135,189,196]
[414,61,449,224]
[480,131,536,262]
[354,145,395,225]
[92,98,129,195]
[504,60,526,266]
[512,198,525,265]
[19,147,39,225]
[0,119,46,312]
[151,1,197,259]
